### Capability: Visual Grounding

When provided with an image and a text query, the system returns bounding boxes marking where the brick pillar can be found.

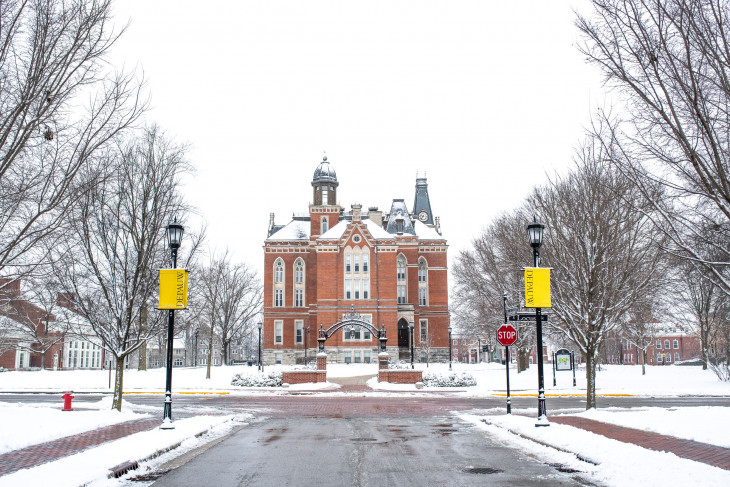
[378,352,389,370]
[317,352,327,371]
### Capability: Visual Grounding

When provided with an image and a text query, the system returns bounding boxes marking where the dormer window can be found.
[396,218,404,235]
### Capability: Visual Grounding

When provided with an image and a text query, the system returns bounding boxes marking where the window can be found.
[200,357,208,365]
[354,254,360,272]
[275,289,283,307]
[673,339,679,349]
[398,285,407,304]
[397,255,407,304]
[295,260,304,284]
[657,354,663,363]
[274,259,284,283]
[295,289,303,307]
[420,319,428,342]
[364,350,371,363]
[322,216,329,234]
[419,287,427,306]
[295,320,304,344]
[363,254,369,272]
[675,352,680,361]
[354,280,360,299]
[344,351,352,364]
[418,259,427,282]
[274,258,285,307]
[363,279,369,299]
[664,339,670,349]
[322,186,329,205]
[397,255,406,280]
[656,340,662,349]
[665,354,671,363]
[354,350,362,363]
[274,320,283,345]
[345,254,351,273]
[345,279,352,299]
[275,353,282,365]
[214,358,219,365]
[344,247,371,301]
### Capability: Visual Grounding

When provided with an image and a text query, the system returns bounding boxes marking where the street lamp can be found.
[162,218,183,429]
[258,321,263,372]
[409,321,415,369]
[448,326,453,371]
[527,217,548,426]
[304,325,310,365]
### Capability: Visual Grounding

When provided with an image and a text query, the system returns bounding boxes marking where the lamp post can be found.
[162,218,183,429]
[258,321,263,372]
[527,217,548,426]
[448,326,453,371]
[409,321,415,369]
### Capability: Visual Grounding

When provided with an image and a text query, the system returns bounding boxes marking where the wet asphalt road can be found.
[148,414,588,487]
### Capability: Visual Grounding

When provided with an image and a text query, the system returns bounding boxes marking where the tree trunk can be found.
[585,351,597,410]
[517,348,529,372]
[702,347,709,370]
[138,305,148,371]
[222,339,229,366]
[641,349,646,375]
[112,357,125,411]
[206,326,214,379]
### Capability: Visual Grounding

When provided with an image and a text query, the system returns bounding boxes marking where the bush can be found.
[422,371,476,387]
[0,366,7,373]
[231,371,283,387]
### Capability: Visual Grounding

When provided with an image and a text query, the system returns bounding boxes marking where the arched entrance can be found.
[317,306,388,354]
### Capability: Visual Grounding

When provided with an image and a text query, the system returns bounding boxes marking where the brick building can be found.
[262,156,450,365]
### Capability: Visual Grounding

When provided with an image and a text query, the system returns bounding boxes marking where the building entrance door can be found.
[397,319,409,349]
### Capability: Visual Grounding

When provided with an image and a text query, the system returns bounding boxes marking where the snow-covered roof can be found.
[319,220,348,240]
[363,219,392,239]
[385,199,416,235]
[414,220,443,240]
[266,220,311,241]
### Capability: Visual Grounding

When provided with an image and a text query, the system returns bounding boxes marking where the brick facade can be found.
[263,157,450,365]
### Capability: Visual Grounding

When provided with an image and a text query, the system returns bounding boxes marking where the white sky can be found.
[109,0,604,275]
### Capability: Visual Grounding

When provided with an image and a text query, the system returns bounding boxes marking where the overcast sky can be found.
[110,0,604,276]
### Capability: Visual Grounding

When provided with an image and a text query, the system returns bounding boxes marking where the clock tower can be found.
[413,175,434,226]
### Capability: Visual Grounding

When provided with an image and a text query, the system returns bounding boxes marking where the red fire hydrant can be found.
[62,391,74,411]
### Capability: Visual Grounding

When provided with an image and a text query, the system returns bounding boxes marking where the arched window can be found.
[397,255,407,304]
[294,258,305,307]
[344,247,370,300]
[273,259,285,307]
[418,257,428,306]
[322,216,329,234]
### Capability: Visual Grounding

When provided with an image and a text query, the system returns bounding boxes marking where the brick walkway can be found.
[551,416,730,471]
[0,418,161,477]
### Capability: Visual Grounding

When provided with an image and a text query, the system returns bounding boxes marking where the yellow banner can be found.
[158,269,189,309]
[524,267,551,308]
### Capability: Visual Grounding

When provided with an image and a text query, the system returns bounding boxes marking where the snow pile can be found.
[388,360,412,370]
[423,371,476,387]
[231,371,282,387]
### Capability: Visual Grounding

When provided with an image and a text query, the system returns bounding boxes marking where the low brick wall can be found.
[378,370,423,384]
[282,370,327,384]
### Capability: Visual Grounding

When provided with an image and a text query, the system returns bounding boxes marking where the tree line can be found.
[0,0,262,411]
[452,0,730,409]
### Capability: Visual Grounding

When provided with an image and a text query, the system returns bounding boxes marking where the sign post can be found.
[499,295,518,414]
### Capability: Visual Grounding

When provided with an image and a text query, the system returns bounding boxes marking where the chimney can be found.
[368,206,383,227]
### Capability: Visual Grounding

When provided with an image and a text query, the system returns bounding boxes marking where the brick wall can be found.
[282,370,327,384]
[378,369,423,384]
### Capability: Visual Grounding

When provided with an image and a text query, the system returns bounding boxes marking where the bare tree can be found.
[535,139,666,409]
[451,210,535,370]
[673,264,727,370]
[216,261,262,365]
[0,0,146,290]
[577,0,730,293]
[60,126,195,411]
[622,297,661,375]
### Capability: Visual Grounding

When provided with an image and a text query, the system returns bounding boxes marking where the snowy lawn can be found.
[462,411,730,486]
[1,362,729,396]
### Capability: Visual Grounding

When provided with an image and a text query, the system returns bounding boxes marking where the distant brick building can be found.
[262,156,450,365]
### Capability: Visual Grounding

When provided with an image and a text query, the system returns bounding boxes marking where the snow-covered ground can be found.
[1,362,729,486]
[2,361,728,396]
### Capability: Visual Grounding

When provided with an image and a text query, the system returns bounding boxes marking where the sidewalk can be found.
[551,416,730,471]
[0,418,161,478]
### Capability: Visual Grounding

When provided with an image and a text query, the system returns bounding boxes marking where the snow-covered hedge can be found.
[231,371,283,387]
[0,366,7,373]
[422,371,476,387]
[388,360,412,370]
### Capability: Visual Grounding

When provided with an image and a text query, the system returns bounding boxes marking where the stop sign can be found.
[496,324,518,346]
